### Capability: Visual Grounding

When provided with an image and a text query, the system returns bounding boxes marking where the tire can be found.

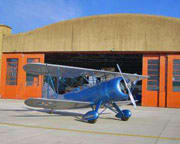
[88,119,97,124]
[121,116,129,121]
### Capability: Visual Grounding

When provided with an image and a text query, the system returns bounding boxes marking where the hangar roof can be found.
[2,14,180,52]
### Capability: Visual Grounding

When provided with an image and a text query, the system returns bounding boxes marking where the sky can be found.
[0,0,180,34]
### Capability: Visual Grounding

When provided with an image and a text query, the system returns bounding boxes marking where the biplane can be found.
[24,63,148,123]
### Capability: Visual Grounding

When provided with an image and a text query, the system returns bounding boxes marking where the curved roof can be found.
[0,24,11,36]
[3,14,180,52]
[0,24,12,29]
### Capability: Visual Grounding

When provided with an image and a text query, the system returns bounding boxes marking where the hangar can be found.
[0,14,180,108]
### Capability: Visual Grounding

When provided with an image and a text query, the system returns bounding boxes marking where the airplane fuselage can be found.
[62,77,128,104]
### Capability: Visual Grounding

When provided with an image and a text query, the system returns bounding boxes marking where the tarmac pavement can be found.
[0,99,180,144]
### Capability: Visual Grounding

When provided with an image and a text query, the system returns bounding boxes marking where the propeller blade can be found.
[126,87,137,109]
[116,64,137,109]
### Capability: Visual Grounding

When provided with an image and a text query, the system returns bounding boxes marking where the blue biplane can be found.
[24,63,148,123]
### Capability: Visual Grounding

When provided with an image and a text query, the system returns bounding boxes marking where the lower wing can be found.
[25,98,93,110]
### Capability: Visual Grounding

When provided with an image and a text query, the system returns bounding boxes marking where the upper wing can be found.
[23,63,148,82]
[25,98,93,110]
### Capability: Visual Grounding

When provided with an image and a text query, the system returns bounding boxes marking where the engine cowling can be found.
[63,77,129,104]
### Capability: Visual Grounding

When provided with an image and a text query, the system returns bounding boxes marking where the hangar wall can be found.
[0,25,11,93]
[1,14,180,107]
[2,14,180,53]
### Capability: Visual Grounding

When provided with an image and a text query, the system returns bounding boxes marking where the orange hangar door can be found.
[1,53,44,99]
[167,55,180,108]
[23,54,44,99]
[1,54,22,99]
[142,54,180,108]
[142,55,160,107]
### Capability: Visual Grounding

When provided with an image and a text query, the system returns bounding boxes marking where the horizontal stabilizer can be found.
[25,98,93,110]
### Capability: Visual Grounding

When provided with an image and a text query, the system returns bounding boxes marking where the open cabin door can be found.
[1,53,44,99]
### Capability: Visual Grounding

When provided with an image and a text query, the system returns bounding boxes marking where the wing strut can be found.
[45,64,57,99]
[56,67,61,95]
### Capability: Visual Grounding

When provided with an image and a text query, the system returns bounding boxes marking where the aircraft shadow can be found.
[0,108,34,112]
[14,107,84,118]
[3,107,116,123]
[99,117,121,121]
[74,114,120,123]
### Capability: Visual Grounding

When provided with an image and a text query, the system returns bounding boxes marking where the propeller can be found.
[116,64,137,109]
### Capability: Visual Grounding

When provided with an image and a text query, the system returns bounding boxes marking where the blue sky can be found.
[0,0,180,33]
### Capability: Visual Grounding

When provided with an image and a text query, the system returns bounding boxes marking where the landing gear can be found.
[82,110,99,123]
[82,101,102,124]
[121,116,129,121]
[112,103,132,121]
[115,109,132,121]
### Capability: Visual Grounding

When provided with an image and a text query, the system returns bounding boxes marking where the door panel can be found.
[1,54,22,99]
[1,53,44,99]
[142,55,160,107]
[167,55,180,108]
[143,54,180,108]
[23,54,44,99]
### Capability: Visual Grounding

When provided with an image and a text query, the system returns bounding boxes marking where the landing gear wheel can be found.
[115,109,132,121]
[121,116,129,121]
[88,119,97,124]
[121,109,132,121]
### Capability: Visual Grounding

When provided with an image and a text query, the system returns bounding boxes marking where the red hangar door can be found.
[142,54,180,108]
[1,53,44,99]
